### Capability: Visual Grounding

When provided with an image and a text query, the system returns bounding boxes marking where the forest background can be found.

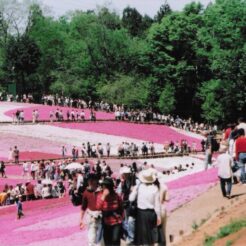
[0,0,245,124]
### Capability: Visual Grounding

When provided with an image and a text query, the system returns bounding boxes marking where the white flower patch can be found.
[0,102,32,121]
[0,124,164,155]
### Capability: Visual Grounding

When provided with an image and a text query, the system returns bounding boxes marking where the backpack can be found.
[70,186,84,206]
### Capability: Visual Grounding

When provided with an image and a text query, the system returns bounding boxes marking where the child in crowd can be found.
[16,196,24,219]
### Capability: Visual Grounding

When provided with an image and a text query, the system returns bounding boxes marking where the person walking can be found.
[204,133,213,170]
[61,146,67,158]
[80,174,102,246]
[106,143,111,158]
[13,146,20,164]
[97,177,123,246]
[16,195,24,219]
[0,161,7,178]
[217,144,233,198]
[30,162,36,180]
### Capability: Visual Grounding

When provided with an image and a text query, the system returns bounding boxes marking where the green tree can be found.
[198,79,224,123]
[154,2,172,23]
[147,3,206,118]
[97,7,121,30]
[197,0,246,123]
[5,35,41,95]
[122,7,143,36]
[98,74,148,108]
[141,15,153,31]
[158,83,176,114]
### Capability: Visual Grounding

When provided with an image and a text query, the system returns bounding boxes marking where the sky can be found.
[41,0,213,17]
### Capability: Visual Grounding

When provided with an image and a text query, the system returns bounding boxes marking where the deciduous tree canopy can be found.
[0,0,245,124]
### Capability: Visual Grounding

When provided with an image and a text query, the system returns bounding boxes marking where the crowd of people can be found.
[67,139,197,159]
[0,116,245,244]
[12,109,40,124]
[69,161,169,246]
[5,140,198,168]
[67,159,200,246]
[218,118,246,187]
[1,93,246,245]
[2,93,218,134]
[0,180,66,207]
[0,158,80,208]
[41,94,218,133]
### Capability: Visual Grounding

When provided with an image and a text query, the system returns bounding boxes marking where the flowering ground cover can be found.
[2,102,202,147]
[55,122,202,148]
[4,103,114,121]
[0,167,218,246]
[166,168,218,212]
[0,102,32,122]
[166,183,215,213]
[0,102,214,245]
[167,167,218,190]
[0,132,66,160]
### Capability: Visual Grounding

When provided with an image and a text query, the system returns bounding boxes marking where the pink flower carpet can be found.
[4,104,114,121]
[54,122,202,148]
[0,132,69,161]
[0,167,218,246]
[0,102,214,245]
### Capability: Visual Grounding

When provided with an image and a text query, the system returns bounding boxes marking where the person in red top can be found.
[96,177,123,246]
[224,123,237,141]
[26,182,35,200]
[224,124,232,140]
[80,174,102,246]
[235,129,246,184]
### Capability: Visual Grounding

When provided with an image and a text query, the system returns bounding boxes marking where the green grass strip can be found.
[204,219,246,246]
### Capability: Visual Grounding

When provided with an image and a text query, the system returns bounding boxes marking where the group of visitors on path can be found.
[216,117,246,199]
[3,93,218,135]
[69,161,169,246]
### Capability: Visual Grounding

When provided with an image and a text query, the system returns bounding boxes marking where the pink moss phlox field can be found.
[19,152,62,161]
[167,168,218,189]
[5,104,114,121]
[1,151,62,162]
[0,132,69,160]
[0,167,218,246]
[0,198,83,246]
[166,183,213,213]
[54,122,201,148]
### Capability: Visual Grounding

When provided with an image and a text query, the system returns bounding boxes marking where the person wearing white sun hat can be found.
[129,168,161,245]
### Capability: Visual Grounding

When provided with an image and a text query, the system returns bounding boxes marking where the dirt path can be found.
[167,183,246,246]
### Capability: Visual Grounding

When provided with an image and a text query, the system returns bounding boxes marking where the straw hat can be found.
[139,169,156,184]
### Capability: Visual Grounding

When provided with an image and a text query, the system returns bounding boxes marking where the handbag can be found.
[128,184,140,217]
[231,162,240,173]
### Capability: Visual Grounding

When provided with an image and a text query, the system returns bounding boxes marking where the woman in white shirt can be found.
[129,169,161,245]
[42,184,52,199]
